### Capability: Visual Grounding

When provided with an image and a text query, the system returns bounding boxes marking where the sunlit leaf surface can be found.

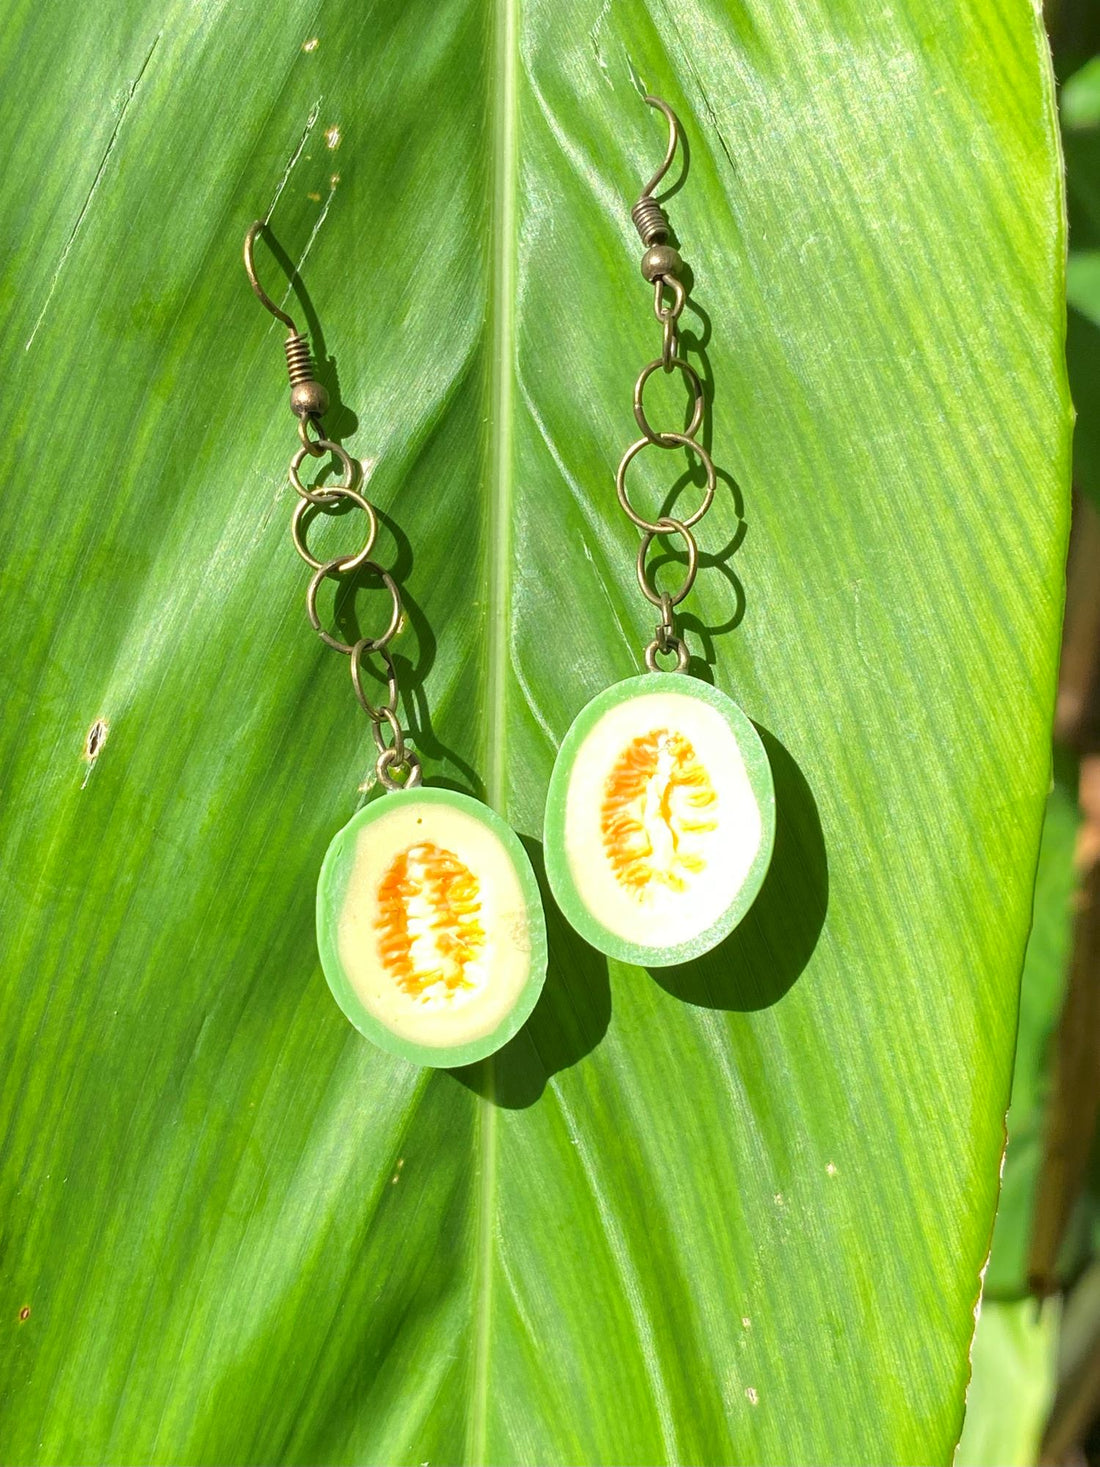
[0,0,1068,1461]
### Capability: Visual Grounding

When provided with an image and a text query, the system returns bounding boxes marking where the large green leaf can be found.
[984,766,1080,1300]
[1063,54,1100,506]
[956,1298,1060,1467]
[0,0,1068,1463]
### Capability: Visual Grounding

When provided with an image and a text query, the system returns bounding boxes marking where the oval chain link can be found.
[350,639,398,720]
[617,260,709,671]
[636,517,698,607]
[654,276,685,370]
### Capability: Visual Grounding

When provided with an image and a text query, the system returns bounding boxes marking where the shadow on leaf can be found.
[649,725,828,1011]
[449,836,611,1110]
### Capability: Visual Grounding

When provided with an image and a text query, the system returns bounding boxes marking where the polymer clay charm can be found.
[545,674,774,966]
[318,788,546,1067]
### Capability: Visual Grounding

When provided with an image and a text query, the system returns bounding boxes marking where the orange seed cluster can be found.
[375,842,486,998]
[601,729,718,896]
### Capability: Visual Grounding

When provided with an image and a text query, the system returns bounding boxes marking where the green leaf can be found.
[1068,252,1100,326]
[956,1299,1060,1467]
[1063,57,1100,508]
[1062,54,1100,130]
[984,768,1080,1299]
[0,0,1069,1463]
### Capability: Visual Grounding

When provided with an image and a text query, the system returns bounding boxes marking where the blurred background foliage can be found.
[958,3,1100,1460]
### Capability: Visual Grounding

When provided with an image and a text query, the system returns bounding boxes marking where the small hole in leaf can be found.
[85,718,108,761]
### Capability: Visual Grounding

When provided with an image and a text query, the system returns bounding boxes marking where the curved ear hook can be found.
[243,220,298,334]
[638,94,681,200]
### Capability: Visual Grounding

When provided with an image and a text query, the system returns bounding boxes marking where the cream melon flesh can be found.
[544,673,775,965]
[317,788,547,1066]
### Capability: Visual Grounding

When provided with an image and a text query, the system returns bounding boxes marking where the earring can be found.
[543,97,775,967]
[243,223,546,1067]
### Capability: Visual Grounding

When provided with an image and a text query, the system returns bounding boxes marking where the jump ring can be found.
[305,558,402,655]
[298,415,327,457]
[291,489,378,572]
[289,440,357,505]
[653,276,686,322]
[377,746,423,791]
[636,517,698,607]
[644,635,690,673]
[616,434,716,532]
[634,357,704,446]
[351,639,399,720]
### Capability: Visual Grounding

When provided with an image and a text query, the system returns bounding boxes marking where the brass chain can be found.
[619,98,713,674]
[244,222,421,791]
[290,450,421,789]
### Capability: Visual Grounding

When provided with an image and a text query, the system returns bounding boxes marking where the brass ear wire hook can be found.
[632,95,681,246]
[628,94,687,372]
[638,96,680,201]
[244,220,299,332]
[243,219,329,450]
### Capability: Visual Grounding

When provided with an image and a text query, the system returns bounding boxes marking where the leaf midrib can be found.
[482,0,518,819]
[470,0,518,1458]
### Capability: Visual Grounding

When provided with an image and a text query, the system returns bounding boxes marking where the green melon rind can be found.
[544,673,776,967]
[316,786,548,1068]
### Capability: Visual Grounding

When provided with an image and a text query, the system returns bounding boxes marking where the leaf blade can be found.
[0,0,1069,1463]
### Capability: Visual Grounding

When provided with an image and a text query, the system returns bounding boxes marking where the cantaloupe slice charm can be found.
[317,788,547,1067]
[544,674,775,966]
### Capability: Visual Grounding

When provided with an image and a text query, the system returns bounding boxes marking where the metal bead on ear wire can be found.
[542,94,776,970]
[242,218,546,1068]
[640,244,683,282]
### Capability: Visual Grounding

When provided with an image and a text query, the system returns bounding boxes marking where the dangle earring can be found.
[244,222,546,1066]
[543,98,775,967]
